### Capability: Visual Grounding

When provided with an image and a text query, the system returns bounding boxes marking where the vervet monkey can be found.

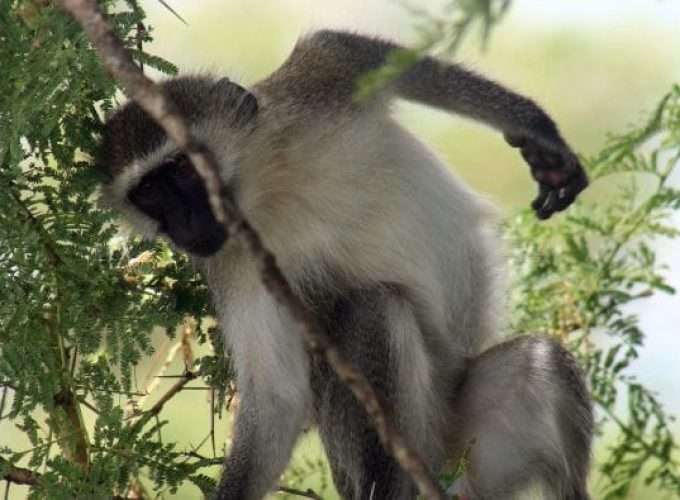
[98,30,592,500]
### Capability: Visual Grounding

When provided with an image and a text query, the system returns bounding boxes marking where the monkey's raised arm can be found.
[264,29,588,218]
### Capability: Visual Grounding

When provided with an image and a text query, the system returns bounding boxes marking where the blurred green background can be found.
[3,0,680,498]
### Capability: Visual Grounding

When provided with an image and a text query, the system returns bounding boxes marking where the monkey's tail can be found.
[448,335,593,500]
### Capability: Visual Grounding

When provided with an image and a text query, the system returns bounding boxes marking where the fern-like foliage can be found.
[507,86,680,498]
[0,2,225,498]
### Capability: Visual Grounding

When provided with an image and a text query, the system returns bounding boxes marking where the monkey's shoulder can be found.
[254,30,390,116]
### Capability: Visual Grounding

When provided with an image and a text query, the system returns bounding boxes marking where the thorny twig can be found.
[55,1,447,498]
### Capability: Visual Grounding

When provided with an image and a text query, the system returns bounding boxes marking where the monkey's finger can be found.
[556,170,588,211]
[538,168,588,217]
[531,183,550,211]
[536,190,558,220]
[538,178,580,217]
[551,187,577,213]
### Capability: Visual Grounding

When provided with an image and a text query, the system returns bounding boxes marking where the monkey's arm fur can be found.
[261,30,588,219]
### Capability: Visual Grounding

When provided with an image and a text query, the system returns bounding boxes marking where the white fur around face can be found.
[101,139,178,239]
[100,113,252,237]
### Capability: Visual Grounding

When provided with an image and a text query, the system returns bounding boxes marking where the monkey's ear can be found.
[212,77,259,126]
[234,91,259,126]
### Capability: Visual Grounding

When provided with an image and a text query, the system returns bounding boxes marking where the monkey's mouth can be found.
[184,232,227,257]
[162,222,227,257]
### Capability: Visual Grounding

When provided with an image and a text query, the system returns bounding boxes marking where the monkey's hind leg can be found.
[312,287,420,500]
[452,336,593,500]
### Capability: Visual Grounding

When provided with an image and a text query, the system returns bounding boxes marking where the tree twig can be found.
[131,371,196,428]
[0,458,41,486]
[277,485,324,500]
[55,1,446,498]
[155,0,188,25]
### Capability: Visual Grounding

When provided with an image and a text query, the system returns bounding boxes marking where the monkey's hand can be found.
[505,132,588,220]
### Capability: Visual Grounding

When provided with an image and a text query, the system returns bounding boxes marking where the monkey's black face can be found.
[128,154,227,257]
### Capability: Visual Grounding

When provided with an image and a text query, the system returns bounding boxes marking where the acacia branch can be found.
[143,370,196,421]
[55,1,446,498]
[277,486,324,500]
[0,458,41,486]
[45,309,90,470]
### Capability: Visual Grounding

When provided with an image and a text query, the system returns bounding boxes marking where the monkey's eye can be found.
[136,178,156,195]
[162,154,195,181]
[129,176,165,222]
[130,176,162,208]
